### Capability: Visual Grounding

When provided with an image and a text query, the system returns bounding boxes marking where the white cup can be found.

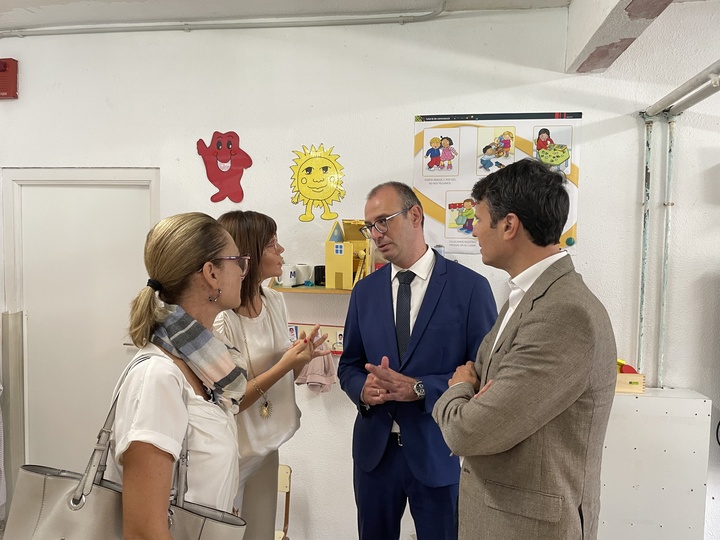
[295,263,313,285]
[277,264,297,286]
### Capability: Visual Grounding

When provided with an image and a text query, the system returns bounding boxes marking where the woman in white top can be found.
[112,212,321,540]
[215,210,326,539]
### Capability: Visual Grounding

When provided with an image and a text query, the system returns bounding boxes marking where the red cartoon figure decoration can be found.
[197,131,253,203]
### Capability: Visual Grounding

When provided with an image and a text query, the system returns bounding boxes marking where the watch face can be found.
[414,380,425,397]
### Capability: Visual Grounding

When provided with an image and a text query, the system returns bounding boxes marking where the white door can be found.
[2,168,158,472]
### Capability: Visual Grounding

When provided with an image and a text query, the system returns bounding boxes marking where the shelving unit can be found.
[269,279,352,295]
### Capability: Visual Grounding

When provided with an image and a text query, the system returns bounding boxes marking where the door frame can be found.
[1,167,159,473]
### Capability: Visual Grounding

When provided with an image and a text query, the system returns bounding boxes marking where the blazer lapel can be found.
[479,255,576,381]
[400,255,447,369]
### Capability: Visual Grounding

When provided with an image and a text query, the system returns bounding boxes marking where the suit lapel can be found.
[479,255,576,381]
[400,255,447,369]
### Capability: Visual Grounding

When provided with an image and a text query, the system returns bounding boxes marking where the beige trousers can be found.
[237,450,280,540]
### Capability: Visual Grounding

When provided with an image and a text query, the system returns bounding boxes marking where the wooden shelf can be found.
[269,279,352,295]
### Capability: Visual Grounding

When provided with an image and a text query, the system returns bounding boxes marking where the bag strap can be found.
[71,353,203,513]
[71,354,152,505]
[173,433,190,506]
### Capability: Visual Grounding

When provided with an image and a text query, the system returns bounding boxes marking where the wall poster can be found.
[413,112,581,255]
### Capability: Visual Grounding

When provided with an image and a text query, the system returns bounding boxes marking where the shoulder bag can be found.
[4,355,247,539]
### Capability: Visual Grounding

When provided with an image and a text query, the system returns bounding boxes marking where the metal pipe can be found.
[667,81,720,116]
[0,0,447,39]
[657,115,677,389]
[644,59,720,117]
[636,116,654,374]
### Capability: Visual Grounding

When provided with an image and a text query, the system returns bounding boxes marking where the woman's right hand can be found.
[281,324,328,370]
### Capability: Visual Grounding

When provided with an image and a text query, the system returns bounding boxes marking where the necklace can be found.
[237,310,273,419]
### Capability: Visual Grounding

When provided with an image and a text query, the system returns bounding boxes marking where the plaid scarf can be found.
[151,304,247,412]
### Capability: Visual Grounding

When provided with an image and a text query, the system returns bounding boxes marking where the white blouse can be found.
[214,287,300,458]
[107,344,239,513]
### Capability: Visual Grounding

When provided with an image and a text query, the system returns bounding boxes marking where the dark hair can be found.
[218,210,277,309]
[483,145,493,153]
[538,128,551,138]
[367,181,425,227]
[471,158,568,246]
[441,136,454,145]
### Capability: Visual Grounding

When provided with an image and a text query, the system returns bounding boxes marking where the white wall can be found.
[1,1,719,538]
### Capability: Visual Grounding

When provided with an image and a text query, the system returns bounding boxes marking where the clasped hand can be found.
[362,356,417,405]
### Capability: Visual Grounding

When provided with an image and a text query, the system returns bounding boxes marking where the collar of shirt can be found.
[509,250,568,303]
[390,244,435,283]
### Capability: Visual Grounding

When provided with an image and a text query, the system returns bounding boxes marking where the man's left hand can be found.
[365,356,418,402]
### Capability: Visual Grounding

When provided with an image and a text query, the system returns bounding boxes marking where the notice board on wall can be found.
[413,112,582,254]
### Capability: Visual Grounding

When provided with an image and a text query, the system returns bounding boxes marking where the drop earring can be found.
[208,288,222,302]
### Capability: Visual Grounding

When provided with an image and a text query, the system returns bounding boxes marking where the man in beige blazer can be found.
[433,158,617,540]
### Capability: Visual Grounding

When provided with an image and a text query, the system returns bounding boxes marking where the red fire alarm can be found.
[0,58,19,99]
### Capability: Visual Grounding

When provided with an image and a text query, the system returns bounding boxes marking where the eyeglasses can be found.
[359,208,412,239]
[265,237,284,255]
[211,255,250,277]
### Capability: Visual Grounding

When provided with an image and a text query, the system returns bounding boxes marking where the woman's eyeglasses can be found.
[205,255,251,277]
[265,238,284,255]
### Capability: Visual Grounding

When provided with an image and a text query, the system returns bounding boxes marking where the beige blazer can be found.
[433,256,616,540]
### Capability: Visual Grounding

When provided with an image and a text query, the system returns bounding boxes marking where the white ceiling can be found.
[0,0,570,31]
[0,0,708,73]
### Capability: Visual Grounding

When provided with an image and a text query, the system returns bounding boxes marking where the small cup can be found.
[295,263,313,285]
[314,265,326,286]
[277,264,297,286]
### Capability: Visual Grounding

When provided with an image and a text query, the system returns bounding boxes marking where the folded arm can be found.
[433,303,596,456]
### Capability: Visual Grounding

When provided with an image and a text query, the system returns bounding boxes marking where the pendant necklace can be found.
[238,311,273,419]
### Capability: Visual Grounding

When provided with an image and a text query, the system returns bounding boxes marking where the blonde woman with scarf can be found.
[108,212,321,539]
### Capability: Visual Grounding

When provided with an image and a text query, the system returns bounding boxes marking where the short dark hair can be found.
[471,158,568,246]
[367,181,425,227]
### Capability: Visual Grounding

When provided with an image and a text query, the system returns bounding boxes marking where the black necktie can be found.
[395,271,416,358]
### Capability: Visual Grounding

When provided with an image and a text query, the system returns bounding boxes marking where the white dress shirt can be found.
[491,251,568,354]
[390,245,436,333]
[388,246,436,433]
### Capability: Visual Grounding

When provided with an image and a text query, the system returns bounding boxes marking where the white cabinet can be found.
[599,388,711,539]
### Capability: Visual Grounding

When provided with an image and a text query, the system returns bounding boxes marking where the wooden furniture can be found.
[275,464,292,540]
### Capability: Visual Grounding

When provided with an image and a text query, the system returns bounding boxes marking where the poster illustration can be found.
[414,113,581,254]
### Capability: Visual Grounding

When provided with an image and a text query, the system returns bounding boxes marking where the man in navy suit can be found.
[338,182,497,540]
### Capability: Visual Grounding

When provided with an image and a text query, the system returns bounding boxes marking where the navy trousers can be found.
[354,434,458,540]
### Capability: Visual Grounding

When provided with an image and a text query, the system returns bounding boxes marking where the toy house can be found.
[325,220,372,290]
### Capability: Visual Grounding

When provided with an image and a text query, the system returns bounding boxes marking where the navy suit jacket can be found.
[338,251,497,487]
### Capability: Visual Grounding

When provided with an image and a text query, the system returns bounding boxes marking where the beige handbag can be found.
[4,356,246,539]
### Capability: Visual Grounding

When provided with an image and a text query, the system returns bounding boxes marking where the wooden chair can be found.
[275,464,292,540]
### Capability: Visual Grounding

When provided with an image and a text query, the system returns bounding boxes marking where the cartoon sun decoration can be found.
[290,144,346,222]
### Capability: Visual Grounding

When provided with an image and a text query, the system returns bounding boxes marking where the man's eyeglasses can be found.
[265,237,284,255]
[210,255,250,277]
[359,208,412,239]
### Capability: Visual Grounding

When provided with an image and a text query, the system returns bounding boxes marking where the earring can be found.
[208,288,222,302]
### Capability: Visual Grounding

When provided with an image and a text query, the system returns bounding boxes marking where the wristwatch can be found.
[412,379,425,400]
